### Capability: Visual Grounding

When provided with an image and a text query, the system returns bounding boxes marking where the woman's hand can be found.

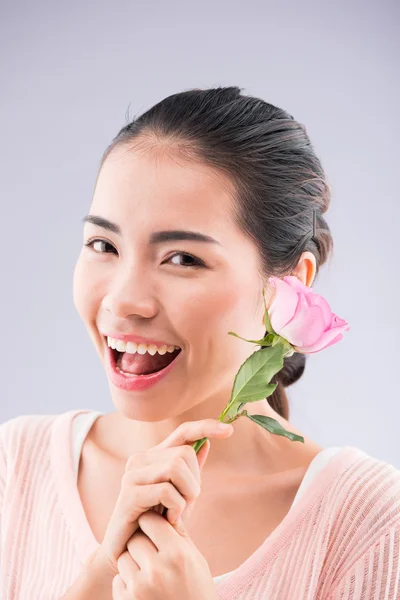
[95,419,234,579]
[112,510,219,600]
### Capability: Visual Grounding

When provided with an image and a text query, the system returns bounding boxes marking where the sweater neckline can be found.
[51,409,364,594]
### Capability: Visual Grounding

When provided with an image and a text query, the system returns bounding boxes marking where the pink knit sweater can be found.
[0,410,399,599]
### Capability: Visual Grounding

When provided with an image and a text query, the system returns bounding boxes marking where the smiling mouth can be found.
[111,346,182,375]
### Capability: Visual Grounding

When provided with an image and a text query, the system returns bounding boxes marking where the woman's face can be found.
[73,143,269,422]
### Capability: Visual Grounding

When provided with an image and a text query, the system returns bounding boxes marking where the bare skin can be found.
[72,137,322,578]
[77,412,323,577]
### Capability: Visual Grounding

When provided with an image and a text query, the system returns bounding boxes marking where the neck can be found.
[94,401,305,477]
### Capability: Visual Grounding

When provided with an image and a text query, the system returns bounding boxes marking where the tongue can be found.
[118,350,178,375]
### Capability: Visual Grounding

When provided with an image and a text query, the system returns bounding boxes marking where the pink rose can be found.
[267,276,350,354]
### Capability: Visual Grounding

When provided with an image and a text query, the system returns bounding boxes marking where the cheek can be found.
[176,276,264,369]
[72,256,100,322]
[174,281,240,338]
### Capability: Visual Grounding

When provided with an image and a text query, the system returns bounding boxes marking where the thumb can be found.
[196,438,211,472]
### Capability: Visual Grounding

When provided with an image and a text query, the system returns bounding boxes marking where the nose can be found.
[102,265,158,320]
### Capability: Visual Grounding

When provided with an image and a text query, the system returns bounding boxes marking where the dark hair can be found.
[100,86,334,420]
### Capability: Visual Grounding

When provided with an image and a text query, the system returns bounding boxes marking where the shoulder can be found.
[0,409,87,461]
[332,446,400,522]
[326,446,400,586]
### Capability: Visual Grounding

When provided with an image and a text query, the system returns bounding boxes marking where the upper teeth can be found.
[107,336,180,356]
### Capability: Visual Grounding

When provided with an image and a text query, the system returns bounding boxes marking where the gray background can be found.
[1,1,399,467]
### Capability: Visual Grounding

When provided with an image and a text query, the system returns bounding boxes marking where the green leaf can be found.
[257,382,278,397]
[246,413,305,443]
[229,384,278,416]
[224,344,285,420]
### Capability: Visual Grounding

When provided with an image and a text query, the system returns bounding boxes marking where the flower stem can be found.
[191,412,242,454]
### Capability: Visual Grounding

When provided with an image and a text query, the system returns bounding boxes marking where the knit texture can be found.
[0,409,399,599]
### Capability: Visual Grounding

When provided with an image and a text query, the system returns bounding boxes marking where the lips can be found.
[105,342,182,392]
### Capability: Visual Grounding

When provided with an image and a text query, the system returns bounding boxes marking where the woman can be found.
[1,86,399,599]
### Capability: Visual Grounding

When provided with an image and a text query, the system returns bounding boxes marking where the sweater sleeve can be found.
[326,458,400,600]
[327,526,400,599]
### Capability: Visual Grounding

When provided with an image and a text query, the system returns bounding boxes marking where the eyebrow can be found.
[82,214,222,246]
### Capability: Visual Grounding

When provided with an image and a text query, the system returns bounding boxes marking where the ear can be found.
[291,252,316,287]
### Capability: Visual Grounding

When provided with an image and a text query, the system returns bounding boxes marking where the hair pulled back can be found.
[100,86,334,420]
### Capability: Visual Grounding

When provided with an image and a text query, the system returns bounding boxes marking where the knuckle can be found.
[146,566,166,589]
[121,470,136,490]
[178,420,192,433]
[161,482,185,508]
[120,479,140,508]
[176,421,196,441]
[159,481,170,497]
[167,548,186,567]
[161,481,175,498]
[126,452,142,471]
[169,455,186,476]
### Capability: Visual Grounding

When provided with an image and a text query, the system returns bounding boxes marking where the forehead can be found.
[91,145,238,232]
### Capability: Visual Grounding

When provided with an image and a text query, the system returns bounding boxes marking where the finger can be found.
[119,480,186,525]
[156,419,233,451]
[125,457,201,509]
[126,529,158,571]
[112,573,127,598]
[125,424,233,489]
[117,549,140,585]
[137,510,181,551]
[124,446,202,498]
[162,423,232,486]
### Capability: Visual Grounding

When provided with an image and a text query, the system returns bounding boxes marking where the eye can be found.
[84,239,117,254]
[84,240,205,269]
[165,252,206,269]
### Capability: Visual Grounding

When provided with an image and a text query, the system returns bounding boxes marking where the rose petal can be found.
[267,276,350,354]
[283,275,309,294]
[279,293,326,347]
[267,277,299,333]
[295,321,349,354]
[331,314,350,329]
[309,293,333,329]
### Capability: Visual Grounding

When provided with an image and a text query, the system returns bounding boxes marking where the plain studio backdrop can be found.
[1,0,399,468]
